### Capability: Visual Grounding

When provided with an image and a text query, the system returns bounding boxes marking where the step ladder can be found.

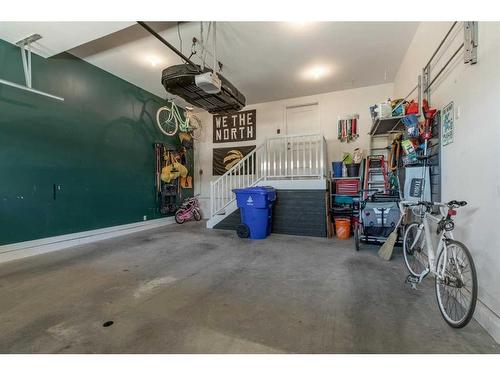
[364,155,388,198]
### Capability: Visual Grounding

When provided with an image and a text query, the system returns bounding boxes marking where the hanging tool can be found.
[417,100,437,203]
[387,134,402,172]
[421,99,437,142]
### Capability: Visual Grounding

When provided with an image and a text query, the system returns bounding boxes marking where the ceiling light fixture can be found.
[301,65,331,81]
[146,55,161,67]
[287,21,311,29]
[311,66,327,79]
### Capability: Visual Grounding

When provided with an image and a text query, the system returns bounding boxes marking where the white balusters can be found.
[210,134,326,218]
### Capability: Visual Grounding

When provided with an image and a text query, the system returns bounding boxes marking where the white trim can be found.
[474,297,500,344]
[0,217,175,264]
[264,178,327,190]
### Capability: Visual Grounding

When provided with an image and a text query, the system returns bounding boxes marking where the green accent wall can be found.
[0,39,193,245]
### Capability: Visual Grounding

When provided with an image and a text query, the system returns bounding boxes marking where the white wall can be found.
[194,83,394,213]
[394,22,500,342]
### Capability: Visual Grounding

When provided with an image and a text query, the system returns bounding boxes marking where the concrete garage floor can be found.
[0,222,498,354]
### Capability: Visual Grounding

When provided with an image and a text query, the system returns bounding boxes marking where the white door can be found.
[284,103,320,176]
[285,103,320,135]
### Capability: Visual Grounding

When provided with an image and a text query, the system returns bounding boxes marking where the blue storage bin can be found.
[332,161,343,177]
[335,195,354,204]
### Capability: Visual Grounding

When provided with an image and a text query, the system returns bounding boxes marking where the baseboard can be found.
[475,297,500,344]
[0,217,175,264]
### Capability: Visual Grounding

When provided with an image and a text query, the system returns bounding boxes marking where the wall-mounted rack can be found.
[422,21,478,105]
[0,34,64,101]
[337,114,360,142]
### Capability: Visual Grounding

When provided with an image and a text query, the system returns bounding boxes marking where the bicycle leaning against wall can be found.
[400,199,477,328]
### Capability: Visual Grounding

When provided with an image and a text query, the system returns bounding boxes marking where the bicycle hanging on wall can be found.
[156,100,203,140]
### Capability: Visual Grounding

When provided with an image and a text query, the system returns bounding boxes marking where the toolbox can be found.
[335,178,360,196]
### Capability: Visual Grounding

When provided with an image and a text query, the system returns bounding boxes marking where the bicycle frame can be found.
[400,202,454,282]
[166,100,192,132]
[176,196,200,221]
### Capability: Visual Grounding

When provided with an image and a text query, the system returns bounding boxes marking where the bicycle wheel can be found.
[354,223,360,251]
[435,240,477,328]
[187,113,203,140]
[403,223,428,277]
[175,211,185,224]
[193,209,202,221]
[156,106,178,136]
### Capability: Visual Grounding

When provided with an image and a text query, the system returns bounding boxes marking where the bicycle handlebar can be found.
[400,200,467,209]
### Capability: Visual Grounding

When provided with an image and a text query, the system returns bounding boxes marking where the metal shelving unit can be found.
[328,176,362,230]
[330,177,362,197]
[367,76,422,169]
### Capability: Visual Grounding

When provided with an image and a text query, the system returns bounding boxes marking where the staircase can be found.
[207,133,327,228]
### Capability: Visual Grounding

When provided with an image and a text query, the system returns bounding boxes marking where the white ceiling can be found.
[1,22,419,104]
[0,22,133,58]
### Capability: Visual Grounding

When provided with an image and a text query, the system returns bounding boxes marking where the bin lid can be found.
[233,186,276,195]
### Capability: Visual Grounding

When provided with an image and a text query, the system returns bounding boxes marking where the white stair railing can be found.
[210,143,266,217]
[265,133,326,179]
[209,133,327,218]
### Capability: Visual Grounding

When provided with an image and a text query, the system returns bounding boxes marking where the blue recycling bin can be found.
[233,186,276,239]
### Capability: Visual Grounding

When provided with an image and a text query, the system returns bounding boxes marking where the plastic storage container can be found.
[332,161,343,177]
[335,178,360,195]
[233,186,276,239]
[335,218,351,240]
[346,163,360,177]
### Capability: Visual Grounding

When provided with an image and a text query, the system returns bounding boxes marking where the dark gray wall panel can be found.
[214,189,327,237]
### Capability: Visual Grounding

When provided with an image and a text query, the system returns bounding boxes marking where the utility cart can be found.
[353,189,401,251]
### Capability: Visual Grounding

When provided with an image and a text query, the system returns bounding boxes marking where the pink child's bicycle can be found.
[175,195,202,224]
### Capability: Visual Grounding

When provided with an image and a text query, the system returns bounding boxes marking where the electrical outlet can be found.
[455,105,461,120]
[143,215,147,221]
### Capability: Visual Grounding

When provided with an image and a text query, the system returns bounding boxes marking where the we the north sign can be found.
[213,109,256,143]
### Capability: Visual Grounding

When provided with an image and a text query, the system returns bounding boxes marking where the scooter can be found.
[175,195,202,224]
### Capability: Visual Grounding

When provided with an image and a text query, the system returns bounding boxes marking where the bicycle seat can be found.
[447,200,467,207]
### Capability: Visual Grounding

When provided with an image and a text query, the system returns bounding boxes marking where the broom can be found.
[378,215,403,261]
[378,228,398,260]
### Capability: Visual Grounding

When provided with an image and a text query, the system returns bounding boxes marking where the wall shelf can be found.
[331,176,362,180]
[369,115,407,135]
[369,76,421,136]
